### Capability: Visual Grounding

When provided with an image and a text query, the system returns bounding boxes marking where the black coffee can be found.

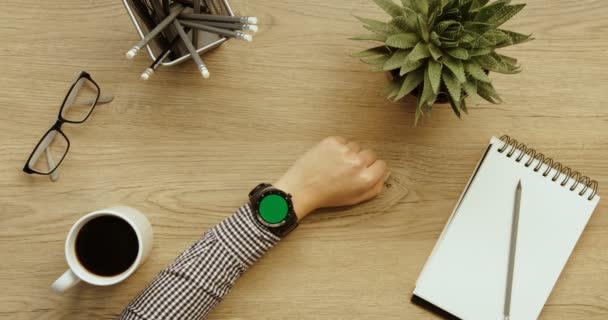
[75,215,139,277]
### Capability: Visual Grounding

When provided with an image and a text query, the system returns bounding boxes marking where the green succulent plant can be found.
[352,0,532,124]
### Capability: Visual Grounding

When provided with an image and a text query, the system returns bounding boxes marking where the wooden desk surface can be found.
[1,0,606,319]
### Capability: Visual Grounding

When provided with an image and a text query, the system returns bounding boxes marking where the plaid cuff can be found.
[213,204,280,268]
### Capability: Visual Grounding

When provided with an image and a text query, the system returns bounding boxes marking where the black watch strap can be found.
[249,183,299,238]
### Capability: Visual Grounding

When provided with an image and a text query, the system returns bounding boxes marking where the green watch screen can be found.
[259,194,288,224]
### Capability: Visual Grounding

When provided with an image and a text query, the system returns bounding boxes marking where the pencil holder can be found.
[123,0,234,66]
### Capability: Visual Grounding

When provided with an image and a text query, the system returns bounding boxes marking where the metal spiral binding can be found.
[498,135,598,200]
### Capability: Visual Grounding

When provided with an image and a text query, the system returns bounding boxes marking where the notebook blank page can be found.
[414,137,599,320]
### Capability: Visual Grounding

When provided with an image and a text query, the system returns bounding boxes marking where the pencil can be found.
[162,0,170,16]
[503,180,522,320]
[178,12,257,24]
[173,0,201,8]
[172,20,210,78]
[126,4,186,59]
[206,0,221,14]
[140,30,186,80]
[179,20,252,41]
[186,20,258,32]
[192,0,200,48]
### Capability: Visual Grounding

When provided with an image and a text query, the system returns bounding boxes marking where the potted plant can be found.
[352,0,532,124]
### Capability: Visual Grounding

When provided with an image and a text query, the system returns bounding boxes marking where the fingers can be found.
[355,162,390,203]
[357,174,388,203]
[358,149,377,167]
[364,159,388,186]
[346,141,361,152]
[325,136,347,145]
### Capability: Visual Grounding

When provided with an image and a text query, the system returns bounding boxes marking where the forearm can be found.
[119,204,280,320]
[118,136,389,319]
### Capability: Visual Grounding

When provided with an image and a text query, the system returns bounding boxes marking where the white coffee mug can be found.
[51,206,153,294]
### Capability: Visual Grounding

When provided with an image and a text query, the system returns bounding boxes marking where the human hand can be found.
[274,136,390,220]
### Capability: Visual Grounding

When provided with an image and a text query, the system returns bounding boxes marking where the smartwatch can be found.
[248,183,299,237]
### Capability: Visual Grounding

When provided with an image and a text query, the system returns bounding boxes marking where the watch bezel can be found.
[252,187,293,228]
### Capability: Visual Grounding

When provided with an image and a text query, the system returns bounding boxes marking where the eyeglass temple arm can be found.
[97,93,114,104]
[45,147,59,182]
[80,93,114,105]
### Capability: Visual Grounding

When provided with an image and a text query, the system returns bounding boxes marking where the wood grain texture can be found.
[0,0,607,319]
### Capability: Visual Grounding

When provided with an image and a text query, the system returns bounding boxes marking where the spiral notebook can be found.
[413,136,600,320]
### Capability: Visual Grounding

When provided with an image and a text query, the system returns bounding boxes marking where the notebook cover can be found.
[411,295,461,320]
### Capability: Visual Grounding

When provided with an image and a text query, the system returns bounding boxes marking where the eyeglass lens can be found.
[61,77,99,122]
[28,130,69,174]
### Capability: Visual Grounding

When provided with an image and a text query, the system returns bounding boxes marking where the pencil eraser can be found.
[247,17,258,24]
[200,68,210,79]
[140,68,153,80]
[242,34,253,42]
[126,48,137,59]
[246,25,259,33]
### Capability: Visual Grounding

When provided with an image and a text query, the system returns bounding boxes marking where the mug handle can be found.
[51,269,80,294]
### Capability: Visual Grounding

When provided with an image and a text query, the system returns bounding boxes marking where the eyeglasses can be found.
[23,71,114,181]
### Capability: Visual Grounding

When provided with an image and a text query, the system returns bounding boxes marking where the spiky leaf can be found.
[392,14,418,31]
[408,42,431,61]
[446,47,470,60]
[352,46,390,57]
[442,69,462,103]
[428,8,438,27]
[430,32,442,46]
[416,70,435,125]
[373,0,403,17]
[432,0,452,12]
[470,0,491,11]
[370,65,387,72]
[464,22,494,34]
[434,20,460,34]
[351,34,388,42]
[415,102,424,124]
[399,59,424,75]
[487,4,525,27]
[460,0,475,15]
[383,50,411,70]
[497,53,517,65]
[384,78,404,99]
[468,47,492,56]
[496,29,532,48]
[442,56,466,83]
[395,68,425,100]
[415,14,430,42]
[449,99,462,118]
[360,54,390,65]
[427,60,443,94]
[459,30,480,45]
[477,81,502,103]
[411,0,429,16]
[464,60,490,82]
[385,33,419,48]
[474,29,510,48]
[355,16,394,35]
[460,98,468,114]
[441,40,460,48]
[474,0,508,22]
[428,43,443,60]
[475,53,520,74]
[463,79,479,102]
[391,18,409,32]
